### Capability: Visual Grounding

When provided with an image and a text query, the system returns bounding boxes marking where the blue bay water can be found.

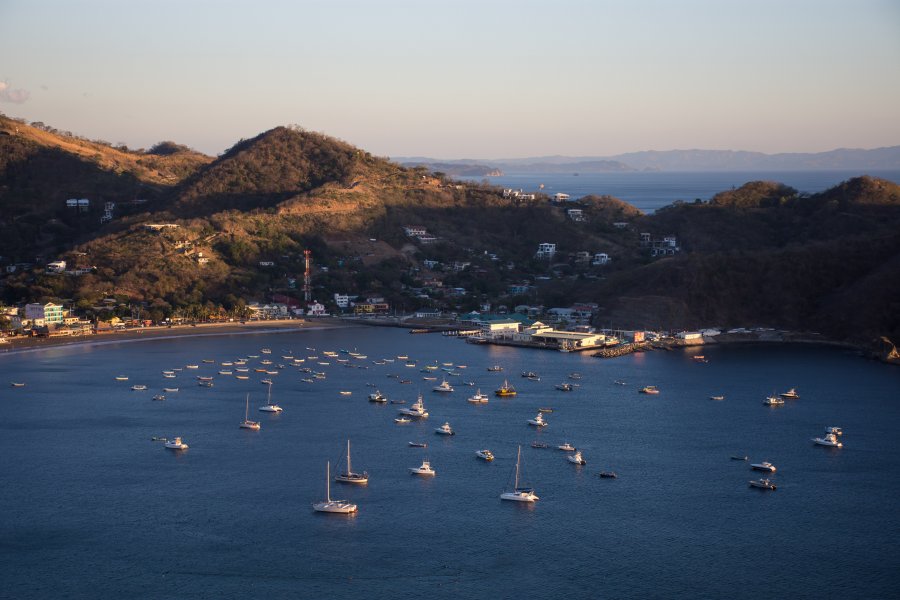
[461,170,900,213]
[1,326,899,599]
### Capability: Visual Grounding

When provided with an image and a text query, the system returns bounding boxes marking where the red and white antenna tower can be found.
[303,249,312,302]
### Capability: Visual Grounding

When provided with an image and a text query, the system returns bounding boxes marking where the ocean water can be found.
[460,170,900,213]
[1,327,899,599]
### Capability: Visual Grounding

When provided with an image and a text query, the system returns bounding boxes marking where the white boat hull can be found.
[500,491,538,502]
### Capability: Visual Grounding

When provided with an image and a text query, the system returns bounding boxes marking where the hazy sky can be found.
[2,0,899,158]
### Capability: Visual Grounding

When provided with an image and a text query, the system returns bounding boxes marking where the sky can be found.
[1,0,899,158]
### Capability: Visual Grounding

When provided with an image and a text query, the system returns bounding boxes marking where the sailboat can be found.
[500,445,539,502]
[313,462,358,514]
[258,381,283,412]
[239,394,261,430]
[334,439,368,484]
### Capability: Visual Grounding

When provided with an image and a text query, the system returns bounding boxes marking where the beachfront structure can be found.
[306,302,328,316]
[677,331,703,341]
[480,319,521,339]
[247,303,289,320]
[536,243,557,259]
[334,294,350,309]
[25,302,65,325]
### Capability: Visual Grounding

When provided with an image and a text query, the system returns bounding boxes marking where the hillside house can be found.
[46,260,66,273]
[640,233,680,256]
[536,243,557,259]
[592,253,610,266]
[553,193,571,202]
[567,208,584,221]
[403,226,427,237]
[333,294,350,309]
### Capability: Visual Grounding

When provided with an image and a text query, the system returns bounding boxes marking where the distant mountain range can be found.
[396,146,900,174]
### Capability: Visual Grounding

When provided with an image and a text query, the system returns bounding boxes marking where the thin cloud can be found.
[0,81,31,104]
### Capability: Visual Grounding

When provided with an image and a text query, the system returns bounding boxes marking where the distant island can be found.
[396,145,900,174]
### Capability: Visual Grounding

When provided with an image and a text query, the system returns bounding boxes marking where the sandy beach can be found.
[0,318,356,357]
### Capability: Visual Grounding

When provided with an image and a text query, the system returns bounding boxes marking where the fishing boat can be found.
[202,359,215,364]
[235,375,249,380]
[434,421,455,435]
[218,370,232,375]
[152,394,165,401]
[409,459,435,476]
[558,442,575,452]
[185,365,198,369]
[527,413,548,427]
[368,390,387,403]
[710,395,725,401]
[749,478,776,490]
[467,389,489,403]
[639,386,660,394]
[780,388,800,400]
[313,462,358,514]
[261,349,272,354]
[432,379,454,393]
[164,437,189,450]
[521,371,540,381]
[239,394,261,430]
[334,440,368,484]
[163,374,176,379]
[258,382,282,412]
[495,380,517,397]
[813,433,843,448]
[500,446,538,502]
[487,365,503,372]
[475,449,494,461]
[531,441,549,449]
[339,391,353,396]
[10,382,26,387]
[567,450,586,465]
[555,383,573,391]
[764,395,784,406]
[398,394,429,418]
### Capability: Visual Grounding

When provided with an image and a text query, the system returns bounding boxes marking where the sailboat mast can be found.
[267,382,272,405]
[326,461,331,501]
[347,439,352,473]
[245,393,249,420]
[515,445,521,488]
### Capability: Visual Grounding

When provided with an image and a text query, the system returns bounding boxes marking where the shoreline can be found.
[0,318,355,357]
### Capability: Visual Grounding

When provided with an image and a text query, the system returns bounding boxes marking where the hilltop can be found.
[1,116,899,351]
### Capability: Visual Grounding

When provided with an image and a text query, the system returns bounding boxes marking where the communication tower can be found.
[303,250,312,302]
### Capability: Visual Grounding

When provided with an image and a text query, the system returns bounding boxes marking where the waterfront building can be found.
[25,302,65,325]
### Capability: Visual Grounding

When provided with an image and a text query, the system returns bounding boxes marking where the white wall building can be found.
[536,243,557,259]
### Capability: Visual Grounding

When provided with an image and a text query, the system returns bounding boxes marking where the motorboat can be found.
[558,442,576,452]
[639,386,660,394]
[260,378,273,385]
[555,383,573,392]
[152,394,165,401]
[692,355,708,363]
[527,413,548,427]
[239,394,261,430]
[825,426,843,436]
[313,462,358,514]
[339,391,353,396]
[185,365,199,369]
[749,478,777,490]
[764,395,784,406]
[114,376,128,381]
[198,381,213,388]
[750,461,776,472]
[432,379,454,393]
[487,365,503,372]
[398,394,428,418]
[568,372,583,380]
[196,376,213,382]
[521,371,540,381]
[218,370,232,375]
[202,359,215,364]
[408,441,427,448]
[710,395,725,401]
[614,380,627,386]
[409,459,436,476]
[599,471,618,479]
[500,446,538,502]
[813,433,843,448]
[10,382,25,387]
[390,399,406,404]
[131,385,147,391]
[236,375,249,380]
[434,422,455,435]
[531,441,549,449]
[259,382,282,412]
[467,389,489,403]
[730,455,748,461]
[475,449,495,461]
[334,440,368,484]
[368,391,387,403]
[780,388,800,400]
[261,348,272,354]
[163,387,179,392]
[495,380,517,397]
[394,417,411,424]
[165,437,189,450]
[538,407,553,413]
[567,450,586,465]
[163,374,176,379]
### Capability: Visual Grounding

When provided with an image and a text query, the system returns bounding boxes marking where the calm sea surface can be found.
[461,170,900,213]
[2,326,899,599]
